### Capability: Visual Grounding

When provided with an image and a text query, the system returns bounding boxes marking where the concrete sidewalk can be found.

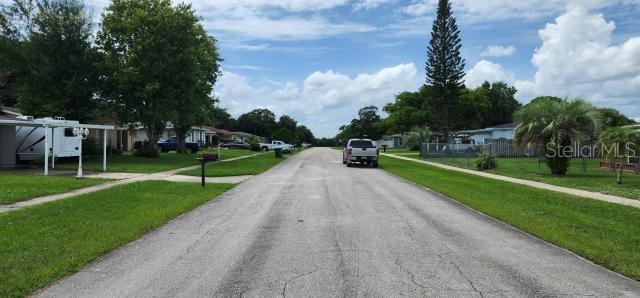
[0,153,263,213]
[382,153,640,209]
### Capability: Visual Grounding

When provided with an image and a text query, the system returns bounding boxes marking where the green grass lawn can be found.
[179,151,292,177]
[0,173,107,205]
[381,147,416,154]
[0,180,234,297]
[54,149,257,173]
[409,156,640,200]
[380,156,640,281]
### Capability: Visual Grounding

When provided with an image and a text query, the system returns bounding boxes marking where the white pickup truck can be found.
[342,138,379,168]
[260,140,294,152]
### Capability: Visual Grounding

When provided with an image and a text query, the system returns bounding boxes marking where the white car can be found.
[260,140,294,152]
[342,139,379,168]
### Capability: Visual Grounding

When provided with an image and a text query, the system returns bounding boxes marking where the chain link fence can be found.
[418,140,639,173]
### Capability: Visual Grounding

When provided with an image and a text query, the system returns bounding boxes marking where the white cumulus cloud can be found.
[514,4,640,117]
[466,60,513,88]
[216,64,420,137]
[481,45,517,57]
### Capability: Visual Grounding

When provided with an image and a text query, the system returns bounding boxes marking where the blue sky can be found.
[65,0,640,136]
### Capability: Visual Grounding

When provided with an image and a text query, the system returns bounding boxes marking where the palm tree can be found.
[599,126,638,184]
[513,98,601,175]
[403,126,432,152]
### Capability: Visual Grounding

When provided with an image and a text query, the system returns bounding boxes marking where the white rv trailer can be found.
[15,116,82,161]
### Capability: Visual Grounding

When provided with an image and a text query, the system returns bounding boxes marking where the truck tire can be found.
[372,161,379,168]
[262,146,269,151]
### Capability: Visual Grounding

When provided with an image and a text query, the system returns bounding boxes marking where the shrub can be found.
[474,151,497,170]
[403,126,431,151]
[108,145,123,155]
[82,138,101,156]
[133,141,159,158]
[244,135,262,151]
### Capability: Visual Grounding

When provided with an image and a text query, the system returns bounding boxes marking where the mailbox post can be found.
[197,152,219,187]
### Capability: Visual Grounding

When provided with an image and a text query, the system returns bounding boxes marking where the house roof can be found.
[208,127,233,135]
[230,131,253,136]
[0,113,18,120]
[457,123,515,135]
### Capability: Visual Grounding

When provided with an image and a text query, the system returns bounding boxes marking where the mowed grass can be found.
[179,151,290,177]
[413,156,640,200]
[0,173,107,205]
[54,149,257,173]
[380,156,640,281]
[0,180,234,297]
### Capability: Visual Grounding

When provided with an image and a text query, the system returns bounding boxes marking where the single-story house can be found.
[125,123,215,150]
[626,123,640,132]
[457,123,516,144]
[376,134,403,148]
[208,127,236,142]
[230,131,257,142]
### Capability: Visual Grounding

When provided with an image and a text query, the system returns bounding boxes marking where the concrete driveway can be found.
[38,148,640,297]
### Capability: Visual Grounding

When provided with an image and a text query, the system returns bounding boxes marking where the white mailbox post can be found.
[72,127,90,178]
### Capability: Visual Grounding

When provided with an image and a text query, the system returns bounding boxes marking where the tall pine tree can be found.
[426,0,465,142]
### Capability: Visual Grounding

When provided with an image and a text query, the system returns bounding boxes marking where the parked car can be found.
[343,138,379,168]
[260,140,294,152]
[220,141,250,149]
[157,136,201,153]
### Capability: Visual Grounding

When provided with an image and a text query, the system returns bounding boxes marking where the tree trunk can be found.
[146,125,159,150]
[617,158,623,184]
[175,125,191,153]
[176,131,187,153]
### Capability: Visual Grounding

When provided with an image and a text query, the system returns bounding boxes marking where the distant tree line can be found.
[210,107,315,146]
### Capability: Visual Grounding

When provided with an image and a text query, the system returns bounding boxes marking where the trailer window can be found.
[64,128,74,137]
[350,140,375,148]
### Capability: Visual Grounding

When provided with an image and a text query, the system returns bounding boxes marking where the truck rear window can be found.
[350,140,375,148]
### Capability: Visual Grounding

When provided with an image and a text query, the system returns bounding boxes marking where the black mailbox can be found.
[197,153,219,187]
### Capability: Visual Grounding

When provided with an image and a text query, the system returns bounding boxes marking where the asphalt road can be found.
[38,148,640,297]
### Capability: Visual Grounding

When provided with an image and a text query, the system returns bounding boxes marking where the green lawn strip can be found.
[380,156,640,281]
[179,151,293,177]
[408,156,640,200]
[0,173,108,205]
[53,149,256,173]
[0,180,234,297]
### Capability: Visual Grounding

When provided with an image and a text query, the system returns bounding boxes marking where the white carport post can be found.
[44,125,49,176]
[103,129,107,172]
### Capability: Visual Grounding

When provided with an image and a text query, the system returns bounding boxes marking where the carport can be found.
[0,118,114,175]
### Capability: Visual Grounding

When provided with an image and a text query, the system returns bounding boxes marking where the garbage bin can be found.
[274,148,283,158]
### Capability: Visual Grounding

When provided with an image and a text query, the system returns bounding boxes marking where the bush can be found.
[244,135,262,151]
[108,145,123,155]
[474,151,497,170]
[82,138,101,156]
[133,141,159,158]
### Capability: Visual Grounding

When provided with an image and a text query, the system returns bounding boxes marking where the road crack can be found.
[281,268,328,297]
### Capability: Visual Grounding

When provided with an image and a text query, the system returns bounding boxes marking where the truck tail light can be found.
[348,148,352,155]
